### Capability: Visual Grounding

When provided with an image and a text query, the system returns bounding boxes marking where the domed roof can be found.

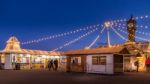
[7,36,19,43]
[3,36,22,52]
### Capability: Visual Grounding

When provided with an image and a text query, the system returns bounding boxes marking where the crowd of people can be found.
[12,59,59,71]
[48,59,59,71]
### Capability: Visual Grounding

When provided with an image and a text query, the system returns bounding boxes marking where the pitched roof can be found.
[22,49,50,55]
[3,36,22,52]
[49,51,64,56]
[7,36,20,43]
[135,42,150,52]
[123,42,150,56]
[65,46,129,55]
[0,49,63,56]
[0,36,63,56]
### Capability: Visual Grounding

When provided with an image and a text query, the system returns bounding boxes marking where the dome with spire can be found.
[7,36,19,43]
[3,36,22,52]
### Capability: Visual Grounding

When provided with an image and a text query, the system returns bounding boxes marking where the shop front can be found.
[67,55,85,72]
[12,54,31,69]
[65,46,130,74]
[0,36,64,70]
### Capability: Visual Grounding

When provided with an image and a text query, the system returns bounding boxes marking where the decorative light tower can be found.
[104,21,113,47]
[126,16,137,44]
[3,36,21,52]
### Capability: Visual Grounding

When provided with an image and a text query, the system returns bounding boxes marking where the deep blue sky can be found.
[0,0,150,51]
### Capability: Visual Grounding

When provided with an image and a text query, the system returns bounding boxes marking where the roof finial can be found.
[130,14,134,20]
[12,35,14,37]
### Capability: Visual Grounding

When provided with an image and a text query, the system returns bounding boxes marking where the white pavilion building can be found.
[0,36,66,70]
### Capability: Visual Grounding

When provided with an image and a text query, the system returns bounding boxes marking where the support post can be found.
[66,56,71,72]
[107,28,111,47]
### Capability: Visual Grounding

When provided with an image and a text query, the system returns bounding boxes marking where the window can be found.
[21,57,29,63]
[1,54,5,63]
[32,57,42,63]
[71,57,81,65]
[92,56,98,65]
[92,56,106,65]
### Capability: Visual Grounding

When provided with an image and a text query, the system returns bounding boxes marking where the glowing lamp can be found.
[104,21,113,28]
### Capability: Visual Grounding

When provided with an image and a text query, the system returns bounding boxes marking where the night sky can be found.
[0,0,150,51]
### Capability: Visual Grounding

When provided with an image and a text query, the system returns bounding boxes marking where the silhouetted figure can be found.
[15,63,20,70]
[134,61,139,72]
[0,63,4,70]
[72,59,75,64]
[48,60,54,71]
[54,59,58,71]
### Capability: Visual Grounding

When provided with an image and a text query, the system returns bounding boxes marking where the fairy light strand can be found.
[111,27,128,41]
[110,14,150,26]
[51,27,100,51]
[21,14,150,45]
[114,22,149,29]
[115,24,150,36]
[21,24,101,45]
[117,28,150,41]
[87,26,105,48]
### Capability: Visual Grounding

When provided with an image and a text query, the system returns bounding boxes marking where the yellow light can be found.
[104,21,113,28]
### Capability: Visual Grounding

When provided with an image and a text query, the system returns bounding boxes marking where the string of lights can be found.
[116,28,150,41]
[136,25,149,29]
[114,23,149,29]
[110,14,149,26]
[87,35,100,48]
[111,19,127,23]
[51,27,100,51]
[21,14,150,45]
[135,15,149,20]
[21,24,101,45]
[115,25,150,37]
[87,26,105,48]
[111,27,128,41]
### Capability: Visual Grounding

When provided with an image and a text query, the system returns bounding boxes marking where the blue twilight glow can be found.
[0,0,150,51]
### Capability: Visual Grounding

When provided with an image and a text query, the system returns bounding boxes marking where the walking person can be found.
[14,62,16,70]
[54,59,58,71]
[15,62,18,70]
[134,60,139,72]
[48,60,54,71]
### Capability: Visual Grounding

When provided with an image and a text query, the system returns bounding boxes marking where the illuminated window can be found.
[1,54,5,63]
[32,57,41,63]
[21,57,28,63]
[71,57,81,65]
[92,56,106,65]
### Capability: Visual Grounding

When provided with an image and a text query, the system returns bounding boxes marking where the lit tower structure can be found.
[126,16,137,44]
[2,36,22,69]
[3,36,22,52]
[104,21,113,47]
